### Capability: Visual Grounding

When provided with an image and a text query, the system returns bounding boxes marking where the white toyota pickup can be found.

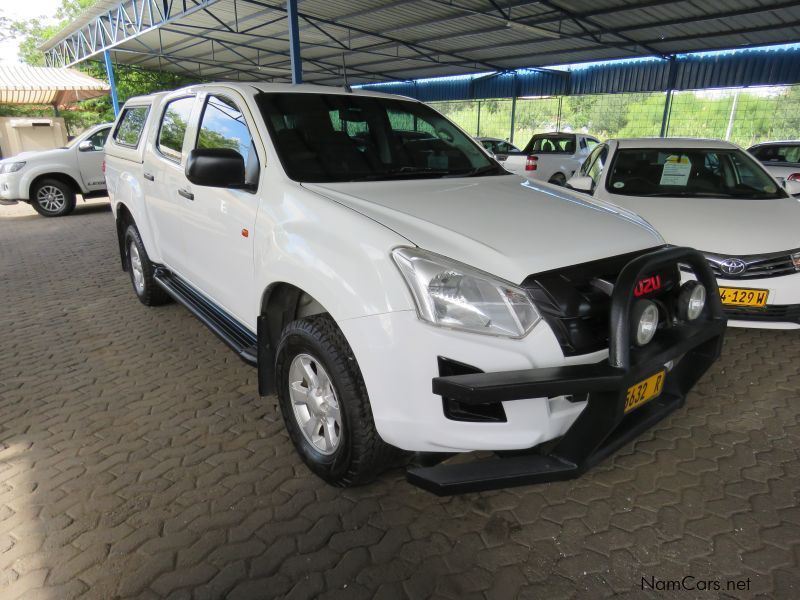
[104,83,725,494]
[0,122,111,217]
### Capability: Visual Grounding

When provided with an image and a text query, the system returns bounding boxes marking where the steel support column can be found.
[104,50,120,116]
[660,56,678,137]
[287,0,302,84]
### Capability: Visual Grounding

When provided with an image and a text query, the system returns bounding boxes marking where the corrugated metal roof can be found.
[357,45,800,101]
[41,0,800,86]
[0,65,109,106]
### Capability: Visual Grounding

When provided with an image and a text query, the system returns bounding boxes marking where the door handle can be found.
[143,172,155,181]
[178,188,194,201]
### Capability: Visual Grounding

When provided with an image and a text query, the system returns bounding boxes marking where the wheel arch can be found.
[29,172,81,200]
[257,282,329,396]
[115,203,136,271]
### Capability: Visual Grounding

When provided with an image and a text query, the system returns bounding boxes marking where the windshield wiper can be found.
[460,164,507,177]
[355,168,454,181]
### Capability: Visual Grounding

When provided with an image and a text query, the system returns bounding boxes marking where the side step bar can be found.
[154,269,257,365]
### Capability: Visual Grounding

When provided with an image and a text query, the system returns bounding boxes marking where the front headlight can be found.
[392,247,541,338]
[0,162,25,174]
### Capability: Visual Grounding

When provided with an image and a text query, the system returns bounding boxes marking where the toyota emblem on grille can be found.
[719,258,747,275]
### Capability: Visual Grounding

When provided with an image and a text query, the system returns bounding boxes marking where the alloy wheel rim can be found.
[129,242,145,294]
[288,353,341,455]
[37,185,66,213]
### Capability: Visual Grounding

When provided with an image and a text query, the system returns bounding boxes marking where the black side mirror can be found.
[185,148,246,188]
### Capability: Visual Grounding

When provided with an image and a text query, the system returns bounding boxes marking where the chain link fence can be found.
[430,85,800,149]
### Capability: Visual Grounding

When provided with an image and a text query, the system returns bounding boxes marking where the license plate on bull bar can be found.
[624,370,665,414]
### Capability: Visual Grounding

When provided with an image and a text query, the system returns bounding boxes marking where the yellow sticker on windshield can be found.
[660,155,691,186]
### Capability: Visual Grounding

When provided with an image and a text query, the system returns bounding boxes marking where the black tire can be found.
[31,178,76,217]
[123,224,170,306]
[548,172,567,186]
[275,314,400,486]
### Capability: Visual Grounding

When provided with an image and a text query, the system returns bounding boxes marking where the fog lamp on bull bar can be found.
[677,281,706,321]
[631,299,659,346]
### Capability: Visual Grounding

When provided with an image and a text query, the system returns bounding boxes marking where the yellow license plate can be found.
[625,371,665,414]
[719,287,768,307]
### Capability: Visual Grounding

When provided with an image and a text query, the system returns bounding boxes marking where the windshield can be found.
[606,148,785,199]
[255,92,504,182]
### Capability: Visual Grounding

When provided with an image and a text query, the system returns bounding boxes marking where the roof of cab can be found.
[613,137,739,149]
[140,81,414,102]
[122,91,169,106]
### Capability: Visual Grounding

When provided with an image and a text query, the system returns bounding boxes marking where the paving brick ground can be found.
[1,198,799,600]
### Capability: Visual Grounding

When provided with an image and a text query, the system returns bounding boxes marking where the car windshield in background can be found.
[524,135,575,154]
[606,148,784,199]
[255,93,503,183]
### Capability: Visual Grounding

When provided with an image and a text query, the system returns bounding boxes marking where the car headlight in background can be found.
[0,162,25,174]
[392,247,541,338]
[677,281,706,321]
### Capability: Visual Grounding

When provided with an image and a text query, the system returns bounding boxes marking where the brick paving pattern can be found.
[0,199,798,599]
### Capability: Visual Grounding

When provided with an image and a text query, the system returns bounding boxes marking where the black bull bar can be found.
[407,247,726,495]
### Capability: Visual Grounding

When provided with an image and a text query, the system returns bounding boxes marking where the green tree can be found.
[0,0,199,133]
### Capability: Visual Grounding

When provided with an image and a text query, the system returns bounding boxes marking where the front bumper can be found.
[0,173,23,202]
[407,247,726,495]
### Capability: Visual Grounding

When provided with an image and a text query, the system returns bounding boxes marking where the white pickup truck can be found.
[501,132,599,186]
[104,83,725,494]
[0,122,111,216]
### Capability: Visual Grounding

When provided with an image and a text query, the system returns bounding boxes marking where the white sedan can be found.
[748,141,800,185]
[566,138,800,329]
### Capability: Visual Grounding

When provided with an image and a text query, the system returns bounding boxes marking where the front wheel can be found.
[31,179,76,217]
[275,314,400,486]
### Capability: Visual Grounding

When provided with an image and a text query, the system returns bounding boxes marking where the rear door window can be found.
[113,106,149,148]
[157,97,195,162]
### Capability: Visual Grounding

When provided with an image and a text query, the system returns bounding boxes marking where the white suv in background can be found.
[0,122,111,217]
[567,138,800,329]
[103,83,724,494]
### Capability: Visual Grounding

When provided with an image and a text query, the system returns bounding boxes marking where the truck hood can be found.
[607,194,800,255]
[0,148,66,164]
[303,175,663,283]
